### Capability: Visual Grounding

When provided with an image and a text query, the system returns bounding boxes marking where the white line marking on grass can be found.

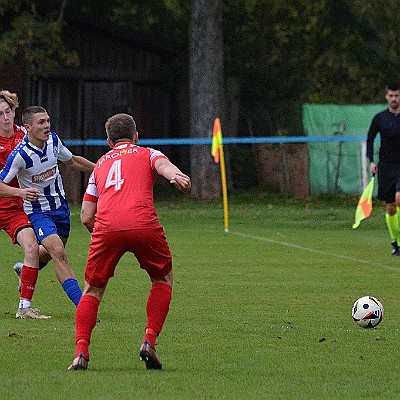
[232,231,400,272]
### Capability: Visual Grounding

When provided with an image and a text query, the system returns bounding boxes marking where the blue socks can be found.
[62,278,82,307]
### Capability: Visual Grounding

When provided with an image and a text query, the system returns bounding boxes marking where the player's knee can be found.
[165,270,173,285]
[83,285,105,301]
[151,270,173,286]
[386,204,397,215]
[50,245,68,264]
[25,240,39,255]
[18,236,39,259]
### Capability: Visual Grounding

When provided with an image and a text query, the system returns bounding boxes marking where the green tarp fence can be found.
[303,103,386,195]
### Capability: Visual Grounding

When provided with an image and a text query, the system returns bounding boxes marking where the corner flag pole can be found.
[212,118,229,233]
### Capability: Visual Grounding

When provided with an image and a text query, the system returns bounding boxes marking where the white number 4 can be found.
[105,159,124,191]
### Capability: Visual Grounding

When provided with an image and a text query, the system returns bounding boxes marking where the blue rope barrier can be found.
[64,135,372,147]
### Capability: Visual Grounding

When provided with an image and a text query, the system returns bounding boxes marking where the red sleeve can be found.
[83,193,98,203]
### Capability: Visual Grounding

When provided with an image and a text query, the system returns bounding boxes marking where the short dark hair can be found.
[22,106,47,124]
[105,113,136,144]
[385,82,400,92]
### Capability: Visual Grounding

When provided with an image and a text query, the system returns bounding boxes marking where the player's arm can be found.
[64,155,95,172]
[80,200,97,233]
[80,171,98,233]
[369,162,377,176]
[0,154,40,200]
[366,116,379,176]
[0,180,39,200]
[154,158,191,192]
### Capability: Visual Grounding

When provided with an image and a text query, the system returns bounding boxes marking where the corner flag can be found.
[352,176,375,229]
[211,118,222,163]
[211,118,229,233]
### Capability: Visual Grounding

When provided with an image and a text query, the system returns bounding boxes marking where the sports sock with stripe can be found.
[19,265,39,308]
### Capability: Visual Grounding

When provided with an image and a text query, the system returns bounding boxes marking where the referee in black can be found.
[367,82,400,255]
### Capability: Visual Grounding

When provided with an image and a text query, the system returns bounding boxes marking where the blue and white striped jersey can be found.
[0,131,73,214]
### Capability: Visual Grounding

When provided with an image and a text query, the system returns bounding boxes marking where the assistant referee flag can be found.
[352,176,375,229]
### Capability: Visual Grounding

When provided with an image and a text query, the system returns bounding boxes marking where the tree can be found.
[0,0,78,78]
[189,0,224,198]
[2,0,400,197]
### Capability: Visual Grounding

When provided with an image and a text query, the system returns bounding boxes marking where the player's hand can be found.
[170,172,191,192]
[370,162,377,176]
[20,187,40,201]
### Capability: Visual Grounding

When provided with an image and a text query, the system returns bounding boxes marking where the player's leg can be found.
[68,284,106,371]
[377,163,400,255]
[13,241,52,283]
[29,210,83,306]
[38,244,51,270]
[385,202,400,255]
[394,183,400,254]
[16,244,51,273]
[40,233,73,283]
[41,233,82,306]
[69,230,121,371]
[2,210,50,319]
[144,271,173,348]
[139,270,173,370]
[3,210,33,284]
[134,227,173,369]
[15,226,51,319]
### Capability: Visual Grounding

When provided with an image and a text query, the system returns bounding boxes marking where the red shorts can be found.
[0,209,32,244]
[84,226,173,288]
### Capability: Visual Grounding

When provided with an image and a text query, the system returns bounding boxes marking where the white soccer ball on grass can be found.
[352,296,384,328]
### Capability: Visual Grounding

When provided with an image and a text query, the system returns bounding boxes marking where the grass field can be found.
[1,192,400,399]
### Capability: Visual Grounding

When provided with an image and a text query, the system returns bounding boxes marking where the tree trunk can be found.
[224,76,241,191]
[189,0,224,199]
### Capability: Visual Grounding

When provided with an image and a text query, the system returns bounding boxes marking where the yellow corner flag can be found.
[352,176,375,229]
[211,118,222,163]
[211,118,229,232]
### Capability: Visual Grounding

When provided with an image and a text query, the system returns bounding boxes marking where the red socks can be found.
[73,284,171,358]
[75,295,100,359]
[143,282,172,347]
[20,265,39,301]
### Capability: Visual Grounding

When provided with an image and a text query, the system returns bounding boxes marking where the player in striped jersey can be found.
[0,106,95,310]
[0,91,50,319]
[68,113,191,371]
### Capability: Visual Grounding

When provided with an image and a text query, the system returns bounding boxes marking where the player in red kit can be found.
[0,90,50,319]
[68,113,191,371]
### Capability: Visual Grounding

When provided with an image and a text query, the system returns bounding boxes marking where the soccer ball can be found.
[352,296,384,328]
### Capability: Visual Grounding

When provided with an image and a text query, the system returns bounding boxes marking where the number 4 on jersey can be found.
[105,159,124,190]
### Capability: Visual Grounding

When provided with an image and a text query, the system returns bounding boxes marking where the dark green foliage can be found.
[1,1,399,133]
[0,1,79,78]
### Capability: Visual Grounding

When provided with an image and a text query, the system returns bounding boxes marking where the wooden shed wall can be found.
[25,15,183,203]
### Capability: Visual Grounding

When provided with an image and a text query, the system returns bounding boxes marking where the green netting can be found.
[303,103,385,195]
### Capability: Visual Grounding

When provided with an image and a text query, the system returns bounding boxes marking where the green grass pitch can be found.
[1,192,400,399]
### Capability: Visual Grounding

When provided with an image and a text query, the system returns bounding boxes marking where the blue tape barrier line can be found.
[64,135,371,147]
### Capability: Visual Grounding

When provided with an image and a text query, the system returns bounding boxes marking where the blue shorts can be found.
[28,204,71,243]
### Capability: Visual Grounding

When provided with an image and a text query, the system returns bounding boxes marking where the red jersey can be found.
[0,125,26,210]
[84,142,167,232]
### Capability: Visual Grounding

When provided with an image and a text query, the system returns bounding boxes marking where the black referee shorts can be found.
[377,162,400,203]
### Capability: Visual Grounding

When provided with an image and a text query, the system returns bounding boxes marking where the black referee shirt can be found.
[367,109,400,163]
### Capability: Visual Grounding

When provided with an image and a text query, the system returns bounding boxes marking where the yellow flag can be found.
[211,117,229,232]
[352,176,374,229]
[211,118,222,163]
